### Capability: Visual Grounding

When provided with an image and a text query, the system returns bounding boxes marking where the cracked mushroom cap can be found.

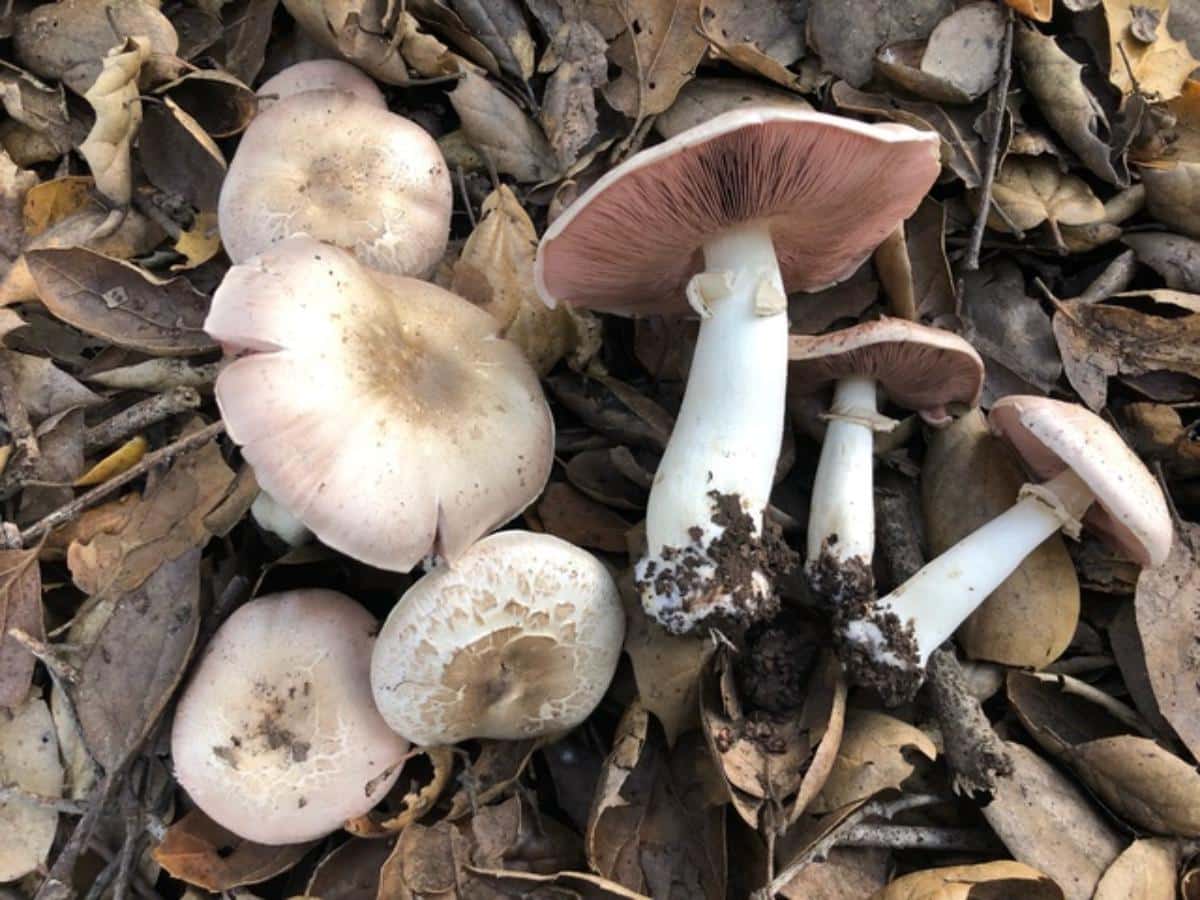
[257,60,386,109]
[370,531,624,746]
[218,89,451,277]
[989,396,1173,567]
[205,236,554,571]
[535,108,941,315]
[170,590,408,845]
[788,319,984,426]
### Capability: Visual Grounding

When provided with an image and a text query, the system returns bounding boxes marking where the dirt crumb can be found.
[833,588,924,707]
[736,611,820,713]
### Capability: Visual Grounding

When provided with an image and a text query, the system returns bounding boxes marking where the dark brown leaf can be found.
[537,482,631,552]
[0,547,43,709]
[449,71,557,182]
[305,837,392,899]
[137,97,227,214]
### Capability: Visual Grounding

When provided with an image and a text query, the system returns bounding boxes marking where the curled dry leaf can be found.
[922,410,1079,668]
[1004,0,1052,22]
[1094,838,1180,900]
[153,807,318,891]
[78,37,149,211]
[0,149,37,262]
[157,70,257,139]
[603,0,708,121]
[812,708,935,813]
[698,0,807,90]
[988,156,1106,233]
[445,739,542,821]
[1103,0,1198,100]
[0,697,63,882]
[807,0,954,88]
[25,247,216,356]
[1123,232,1200,291]
[983,742,1122,900]
[345,746,456,837]
[1136,523,1200,760]
[137,96,227,216]
[74,434,148,486]
[869,860,1064,900]
[0,59,70,136]
[0,547,43,708]
[449,71,557,182]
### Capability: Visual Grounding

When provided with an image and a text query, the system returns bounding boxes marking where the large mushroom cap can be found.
[257,60,386,109]
[370,531,624,746]
[218,89,451,277]
[989,396,1173,567]
[205,237,554,571]
[536,108,941,315]
[170,590,408,845]
[788,319,984,425]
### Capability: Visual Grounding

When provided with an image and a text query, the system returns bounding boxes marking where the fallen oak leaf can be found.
[987,156,1106,235]
[448,71,557,182]
[1094,838,1180,900]
[602,0,709,122]
[0,696,63,882]
[698,0,807,91]
[1104,0,1199,100]
[78,37,149,214]
[812,708,936,812]
[0,546,42,708]
[870,860,1064,899]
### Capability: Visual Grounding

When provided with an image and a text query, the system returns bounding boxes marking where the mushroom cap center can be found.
[441,628,573,727]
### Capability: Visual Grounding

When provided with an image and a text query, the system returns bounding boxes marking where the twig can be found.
[456,165,477,229]
[19,420,225,546]
[964,9,1014,272]
[84,386,202,454]
[838,824,1004,853]
[0,783,87,814]
[1076,249,1137,305]
[34,768,122,900]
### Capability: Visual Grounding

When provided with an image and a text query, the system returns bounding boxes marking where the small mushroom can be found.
[788,319,983,604]
[839,396,1173,704]
[536,108,940,635]
[256,60,386,109]
[171,590,408,845]
[218,89,451,277]
[370,531,624,745]
[205,236,554,571]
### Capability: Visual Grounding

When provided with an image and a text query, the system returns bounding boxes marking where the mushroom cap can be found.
[989,396,1173,567]
[535,107,941,315]
[205,236,554,571]
[257,60,386,109]
[370,531,625,746]
[218,89,451,277]
[170,590,408,845]
[788,319,984,425]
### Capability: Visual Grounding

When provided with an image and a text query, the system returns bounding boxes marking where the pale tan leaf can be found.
[78,37,149,209]
[448,71,557,182]
[1094,839,1180,900]
[870,860,1063,900]
[602,0,709,120]
[989,156,1106,232]
[0,697,63,882]
[812,708,936,812]
[1104,0,1199,100]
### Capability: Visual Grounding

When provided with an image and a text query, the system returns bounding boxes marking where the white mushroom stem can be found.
[806,375,881,580]
[637,221,788,633]
[252,490,312,547]
[846,467,1094,674]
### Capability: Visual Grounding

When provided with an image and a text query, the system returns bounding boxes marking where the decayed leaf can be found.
[1104,0,1199,100]
[699,0,807,90]
[0,149,37,262]
[1136,524,1200,760]
[448,71,557,182]
[445,739,542,820]
[154,808,317,891]
[0,59,70,136]
[989,156,1106,233]
[537,482,631,552]
[78,37,149,210]
[74,434,148,486]
[305,837,392,898]
[137,96,227,215]
[983,742,1123,900]
[449,0,534,81]
[1015,25,1125,185]
[812,708,935,812]
[0,547,43,708]
[540,19,606,169]
[778,848,890,900]
[602,0,709,121]
[657,77,811,139]
[0,697,63,882]
[808,0,954,88]
[922,410,1079,668]
[3,349,102,423]
[452,185,579,374]
[870,860,1063,899]
[1094,838,1180,900]
[25,247,216,356]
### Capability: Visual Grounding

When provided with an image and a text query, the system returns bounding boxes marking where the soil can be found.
[737,611,821,713]
[832,584,924,707]
[805,535,876,610]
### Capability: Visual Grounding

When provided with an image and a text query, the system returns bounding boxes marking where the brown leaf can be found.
[537,482,631,552]
[778,848,890,900]
[78,37,148,210]
[876,2,1006,104]
[0,148,37,262]
[0,547,43,708]
[1104,0,1199,100]
[449,71,557,182]
[602,0,708,121]
[812,708,935,812]
[1123,232,1200,291]
[876,197,956,326]
[1143,162,1200,238]
[540,19,607,169]
[1094,838,1180,900]
[808,0,954,88]
[153,807,317,891]
[220,0,277,84]
[698,0,807,90]
[922,410,1079,667]
[21,174,95,238]
[345,746,455,837]
[1108,602,1177,741]
[25,247,216,356]
[1069,735,1200,835]
[137,96,227,215]
[989,156,1106,232]
[305,837,392,899]
[657,77,811,139]
[2,349,102,422]
[1136,523,1200,760]
[449,0,534,82]
[567,449,648,511]
[1004,0,1052,22]
[0,697,63,882]
[870,860,1063,900]
[0,59,70,136]
[548,373,673,450]
[445,739,542,821]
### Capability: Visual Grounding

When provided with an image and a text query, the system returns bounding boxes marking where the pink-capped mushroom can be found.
[256,59,386,109]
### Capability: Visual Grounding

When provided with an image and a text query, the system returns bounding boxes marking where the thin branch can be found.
[0,782,87,815]
[964,9,1014,271]
[84,386,202,454]
[838,824,1004,853]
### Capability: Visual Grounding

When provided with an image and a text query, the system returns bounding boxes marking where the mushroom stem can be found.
[636,220,789,634]
[805,375,879,601]
[838,467,1094,701]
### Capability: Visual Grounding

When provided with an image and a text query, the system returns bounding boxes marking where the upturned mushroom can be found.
[789,319,984,605]
[256,59,386,109]
[205,236,554,571]
[839,395,1173,703]
[171,589,408,845]
[218,88,450,277]
[371,531,624,746]
[536,109,940,634]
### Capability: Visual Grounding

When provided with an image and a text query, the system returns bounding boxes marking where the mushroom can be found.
[257,60,386,109]
[788,319,984,605]
[218,89,451,277]
[171,589,408,845]
[839,395,1173,704]
[536,108,940,634]
[204,236,553,571]
[251,489,311,548]
[370,531,624,745]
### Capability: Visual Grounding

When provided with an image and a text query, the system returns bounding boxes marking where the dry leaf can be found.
[870,860,1063,899]
[78,37,149,210]
[1094,838,1180,900]
[1004,0,1052,22]
[603,0,708,121]
[25,247,216,356]
[876,2,1006,104]
[989,156,1106,232]
[0,149,37,262]
[345,747,455,837]
[567,449,647,511]
[1124,232,1200,291]
[0,547,42,708]
[778,848,890,900]
[2,349,102,422]
[812,708,935,812]
[1069,736,1200,835]
[74,434,148,486]
[445,739,541,820]
[1104,0,1199,100]
[1143,162,1200,238]
[448,71,557,182]
[1136,524,1200,760]
[657,77,811,139]
[922,410,1079,668]
[305,837,392,899]
[85,357,219,391]
[0,59,71,136]
[0,697,63,882]
[153,807,317,891]
[699,0,807,90]
[808,0,953,88]
[537,482,631,552]
[21,175,95,238]
[540,19,606,169]
[548,374,673,450]
[137,96,227,215]
[450,0,534,81]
